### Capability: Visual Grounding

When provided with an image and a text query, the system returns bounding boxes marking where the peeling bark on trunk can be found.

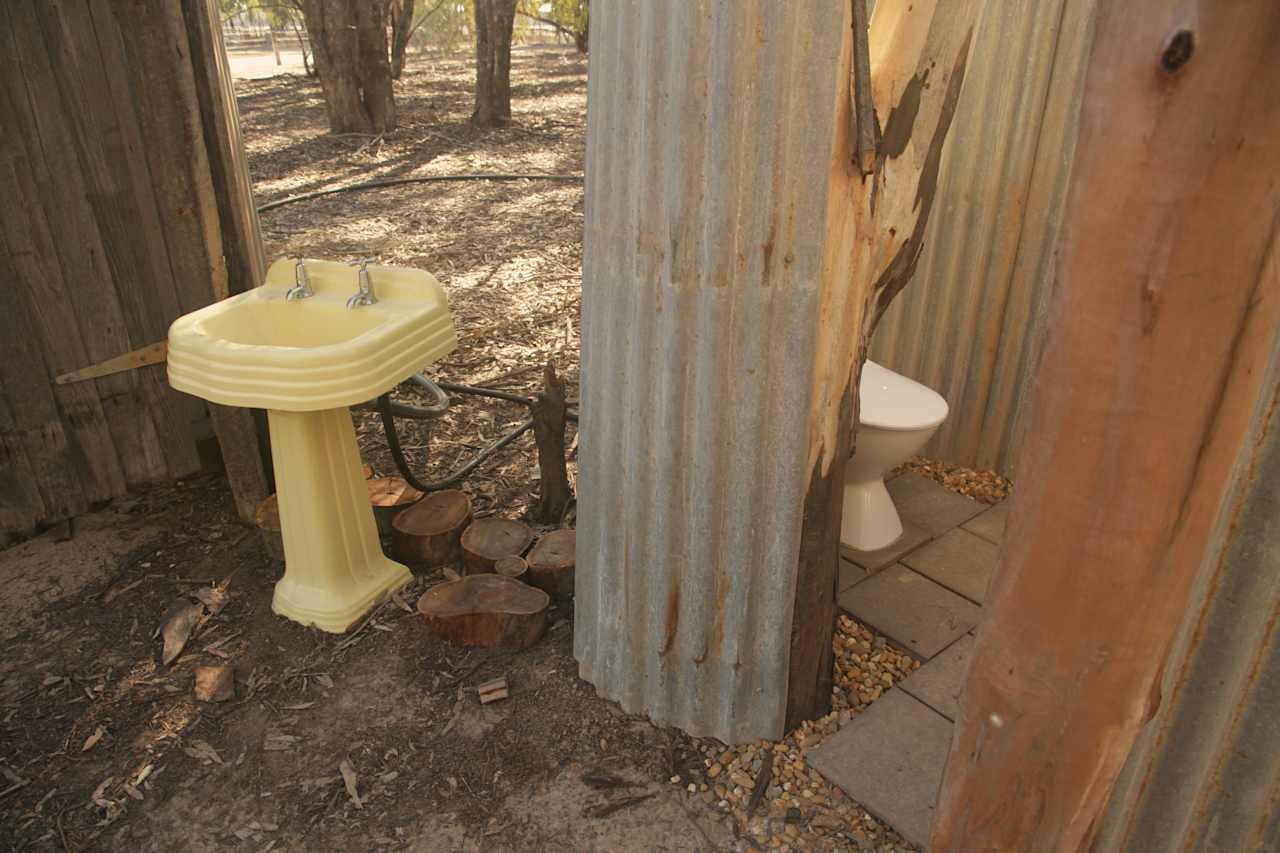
[929,3,1280,850]
[301,0,396,134]
[472,0,516,127]
[785,0,978,730]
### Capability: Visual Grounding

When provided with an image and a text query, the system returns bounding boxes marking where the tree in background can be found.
[471,0,517,127]
[519,0,587,53]
[300,0,397,133]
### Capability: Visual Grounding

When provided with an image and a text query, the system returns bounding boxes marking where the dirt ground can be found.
[1,49,935,852]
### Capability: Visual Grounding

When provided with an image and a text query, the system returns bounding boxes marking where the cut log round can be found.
[368,477,423,535]
[461,518,535,574]
[526,528,576,599]
[417,575,549,650]
[254,494,285,561]
[494,555,528,580]
[391,489,473,567]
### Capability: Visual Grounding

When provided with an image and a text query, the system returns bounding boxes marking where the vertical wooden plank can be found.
[0,226,93,523]
[0,386,46,538]
[3,0,167,488]
[183,0,268,295]
[33,0,205,480]
[0,10,126,507]
[930,2,1280,849]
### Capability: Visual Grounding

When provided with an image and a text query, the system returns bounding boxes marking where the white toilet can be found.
[840,360,949,552]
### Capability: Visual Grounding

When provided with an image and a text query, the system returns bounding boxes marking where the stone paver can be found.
[838,564,981,659]
[899,634,974,721]
[840,520,930,573]
[963,500,1010,544]
[838,557,868,592]
[901,527,999,604]
[888,473,985,535]
[808,689,952,849]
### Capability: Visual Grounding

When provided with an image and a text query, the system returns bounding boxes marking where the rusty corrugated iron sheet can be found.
[871,0,1099,474]
[1094,355,1280,850]
[574,0,846,742]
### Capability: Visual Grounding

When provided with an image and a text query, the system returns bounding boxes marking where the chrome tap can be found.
[346,259,378,308]
[286,258,314,301]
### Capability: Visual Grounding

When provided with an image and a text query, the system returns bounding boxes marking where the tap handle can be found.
[347,258,375,270]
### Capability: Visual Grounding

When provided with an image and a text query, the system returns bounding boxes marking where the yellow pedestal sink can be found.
[168,258,457,632]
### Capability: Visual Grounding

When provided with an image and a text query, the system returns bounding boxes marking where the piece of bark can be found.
[362,463,374,479]
[494,555,528,580]
[460,517,535,574]
[416,575,549,650]
[368,477,423,535]
[526,529,575,599]
[531,362,572,523]
[254,494,285,561]
[193,665,235,702]
[391,489,473,567]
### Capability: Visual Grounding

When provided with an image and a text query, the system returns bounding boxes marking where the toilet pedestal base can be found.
[267,408,411,633]
[840,477,904,553]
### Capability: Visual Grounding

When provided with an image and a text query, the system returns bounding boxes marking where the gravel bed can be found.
[676,616,923,852]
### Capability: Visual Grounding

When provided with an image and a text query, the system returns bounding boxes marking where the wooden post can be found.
[184,0,273,519]
[785,0,979,728]
[531,361,572,523]
[930,3,1280,850]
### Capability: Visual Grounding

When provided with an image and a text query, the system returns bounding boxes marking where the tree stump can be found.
[460,517,535,574]
[494,555,528,580]
[416,575,549,650]
[531,361,572,523]
[368,477,423,536]
[526,529,576,599]
[254,494,285,561]
[391,489,473,567]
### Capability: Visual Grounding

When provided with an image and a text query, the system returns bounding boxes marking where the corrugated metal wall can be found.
[575,0,845,742]
[1093,311,1280,850]
[871,0,1098,474]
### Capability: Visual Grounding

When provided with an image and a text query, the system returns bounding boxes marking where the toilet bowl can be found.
[840,360,949,552]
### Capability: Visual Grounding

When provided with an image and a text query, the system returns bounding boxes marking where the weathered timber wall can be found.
[0,0,266,539]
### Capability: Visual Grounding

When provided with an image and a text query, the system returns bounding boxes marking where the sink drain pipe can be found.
[371,375,576,493]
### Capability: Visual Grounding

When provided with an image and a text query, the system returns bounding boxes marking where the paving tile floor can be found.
[813,475,1008,848]
[808,689,953,849]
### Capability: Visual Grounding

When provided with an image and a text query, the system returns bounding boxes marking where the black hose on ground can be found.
[256,173,583,213]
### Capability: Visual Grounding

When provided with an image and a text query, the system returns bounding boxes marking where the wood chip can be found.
[194,665,235,702]
[477,677,509,704]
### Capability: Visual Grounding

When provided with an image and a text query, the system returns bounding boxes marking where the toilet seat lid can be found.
[859,360,949,431]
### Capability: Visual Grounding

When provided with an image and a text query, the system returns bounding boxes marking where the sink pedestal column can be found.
[267,407,412,632]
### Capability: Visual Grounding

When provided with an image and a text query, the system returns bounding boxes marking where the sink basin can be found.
[168,258,456,411]
[168,258,457,633]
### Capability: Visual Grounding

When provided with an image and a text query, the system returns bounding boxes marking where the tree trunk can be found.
[472,0,516,127]
[784,0,978,730]
[929,3,1280,851]
[389,0,414,79]
[300,0,396,133]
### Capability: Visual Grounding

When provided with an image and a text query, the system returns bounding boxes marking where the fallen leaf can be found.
[82,726,105,752]
[281,702,315,711]
[182,740,223,765]
[122,783,143,801]
[159,600,205,666]
[339,759,363,809]
[313,674,334,689]
[263,734,301,751]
